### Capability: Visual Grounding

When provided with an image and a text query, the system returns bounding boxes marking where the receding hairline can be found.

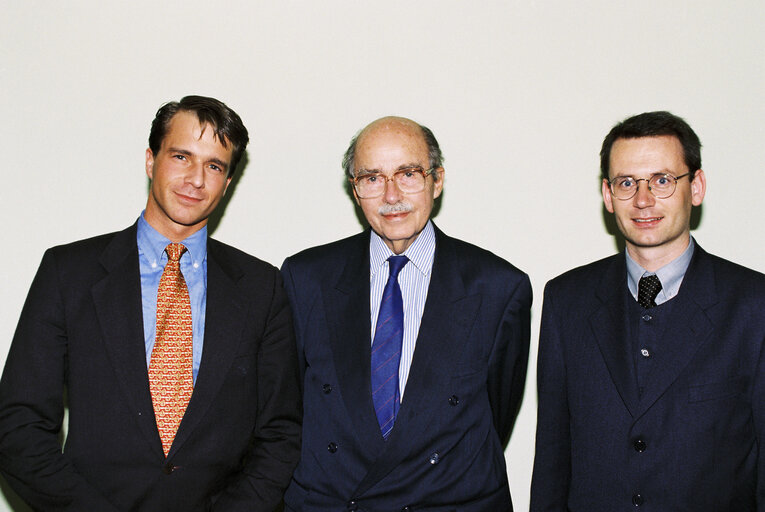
[355,116,429,151]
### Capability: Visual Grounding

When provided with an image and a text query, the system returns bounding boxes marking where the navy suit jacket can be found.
[0,224,302,511]
[531,244,765,511]
[280,226,531,512]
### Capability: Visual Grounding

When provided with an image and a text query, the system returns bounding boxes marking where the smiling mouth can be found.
[633,217,662,223]
[176,192,203,203]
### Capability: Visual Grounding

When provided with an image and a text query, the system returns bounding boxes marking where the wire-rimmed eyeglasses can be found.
[608,172,691,200]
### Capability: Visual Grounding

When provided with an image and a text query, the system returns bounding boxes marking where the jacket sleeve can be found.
[529,283,571,512]
[487,273,532,445]
[211,269,302,512]
[0,250,120,511]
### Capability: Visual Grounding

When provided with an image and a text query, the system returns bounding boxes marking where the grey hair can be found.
[343,122,444,181]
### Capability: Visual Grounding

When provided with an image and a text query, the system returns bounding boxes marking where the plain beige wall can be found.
[1,1,764,510]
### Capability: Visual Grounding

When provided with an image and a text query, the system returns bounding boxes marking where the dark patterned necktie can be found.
[637,274,662,309]
[371,255,408,440]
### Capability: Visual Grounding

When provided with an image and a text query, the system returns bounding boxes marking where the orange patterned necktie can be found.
[149,243,194,456]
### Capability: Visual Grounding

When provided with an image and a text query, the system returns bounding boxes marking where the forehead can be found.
[162,111,226,149]
[354,122,429,171]
[609,135,686,177]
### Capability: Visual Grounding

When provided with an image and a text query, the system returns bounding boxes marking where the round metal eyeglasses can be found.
[351,167,437,199]
[608,172,691,200]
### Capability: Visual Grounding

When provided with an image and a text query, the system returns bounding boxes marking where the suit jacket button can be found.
[632,494,643,506]
[448,395,459,406]
[328,442,338,453]
[347,500,358,510]
[429,452,440,465]
[323,384,332,394]
[401,507,412,512]
[162,463,176,474]
[633,439,646,452]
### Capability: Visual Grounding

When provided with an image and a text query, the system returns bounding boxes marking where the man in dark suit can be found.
[531,111,765,511]
[0,96,301,511]
[281,116,531,511]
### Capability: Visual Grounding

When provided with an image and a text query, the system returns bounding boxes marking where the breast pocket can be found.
[688,377,744,403]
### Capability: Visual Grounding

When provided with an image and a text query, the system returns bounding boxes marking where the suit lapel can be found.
[354,229,480,496]
[92,224,164,456]
[323,233,386,454]
[167,239,246,458]
[633,246,717,419]
[590,255,641,417]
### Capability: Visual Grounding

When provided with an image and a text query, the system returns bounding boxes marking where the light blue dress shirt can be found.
[369,221,436,399]
[626,236,695,305]
[137,213,207,383]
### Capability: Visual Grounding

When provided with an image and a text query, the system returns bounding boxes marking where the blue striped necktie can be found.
[371,255,408,439]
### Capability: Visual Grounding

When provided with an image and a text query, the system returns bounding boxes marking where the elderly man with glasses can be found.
[280,116,532,511]
[531,111,765,511]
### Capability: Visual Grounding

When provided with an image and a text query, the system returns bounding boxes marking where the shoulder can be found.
[545,254,619,295]
[443,233,527,279]
[47,229,128,255]
[435,231,531,306]
[436,230,529,295]
[208,238,277,271]
[207,238,283,290]
[696,247,765,294]
[43,226,135,267]
[282,232,367,273]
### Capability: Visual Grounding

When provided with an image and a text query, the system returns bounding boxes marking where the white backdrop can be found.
[1,1,764,510]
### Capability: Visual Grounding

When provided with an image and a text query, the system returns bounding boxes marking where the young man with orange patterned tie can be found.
[0,96,301,511]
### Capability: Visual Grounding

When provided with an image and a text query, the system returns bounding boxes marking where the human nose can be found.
[382,175,402,203]
[186,162,205,188]
[633,179,655,208]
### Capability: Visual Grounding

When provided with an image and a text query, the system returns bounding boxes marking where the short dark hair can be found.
[342,121,444,180]
[600,111,702,180]
[148,95,249,177]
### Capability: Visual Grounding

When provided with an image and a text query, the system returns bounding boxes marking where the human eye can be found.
[653,175,671,186]
[397,168,423,181]
[208,163,224,173]
[173,154,187,161]
[616,177,635,189]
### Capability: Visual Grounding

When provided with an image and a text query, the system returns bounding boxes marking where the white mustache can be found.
[378,202,413,215]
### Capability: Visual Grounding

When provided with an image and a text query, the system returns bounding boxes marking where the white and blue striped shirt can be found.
[369,221,436,400]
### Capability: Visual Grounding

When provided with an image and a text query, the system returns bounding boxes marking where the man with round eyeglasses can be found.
[531,111,765,511]
[281,116,531,511]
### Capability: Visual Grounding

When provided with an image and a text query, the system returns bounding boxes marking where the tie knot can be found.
[637,274,662,309]
[387,255,408,279]
[165,243,187,262]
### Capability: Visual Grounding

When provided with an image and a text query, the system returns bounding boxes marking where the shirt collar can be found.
[137,211,207,267]
[626,236,695,302]
[369,220,436,278]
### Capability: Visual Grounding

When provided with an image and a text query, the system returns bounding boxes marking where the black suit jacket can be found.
[0,224,302,511]
[531,244,765,511]
[280,226,531,511]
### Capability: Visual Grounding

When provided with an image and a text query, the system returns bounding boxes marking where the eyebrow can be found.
[612,169,674,178]
[356,163,425,174]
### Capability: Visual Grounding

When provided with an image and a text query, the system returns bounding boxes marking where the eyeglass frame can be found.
[607,172,692,200]
[350,166,439,199]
